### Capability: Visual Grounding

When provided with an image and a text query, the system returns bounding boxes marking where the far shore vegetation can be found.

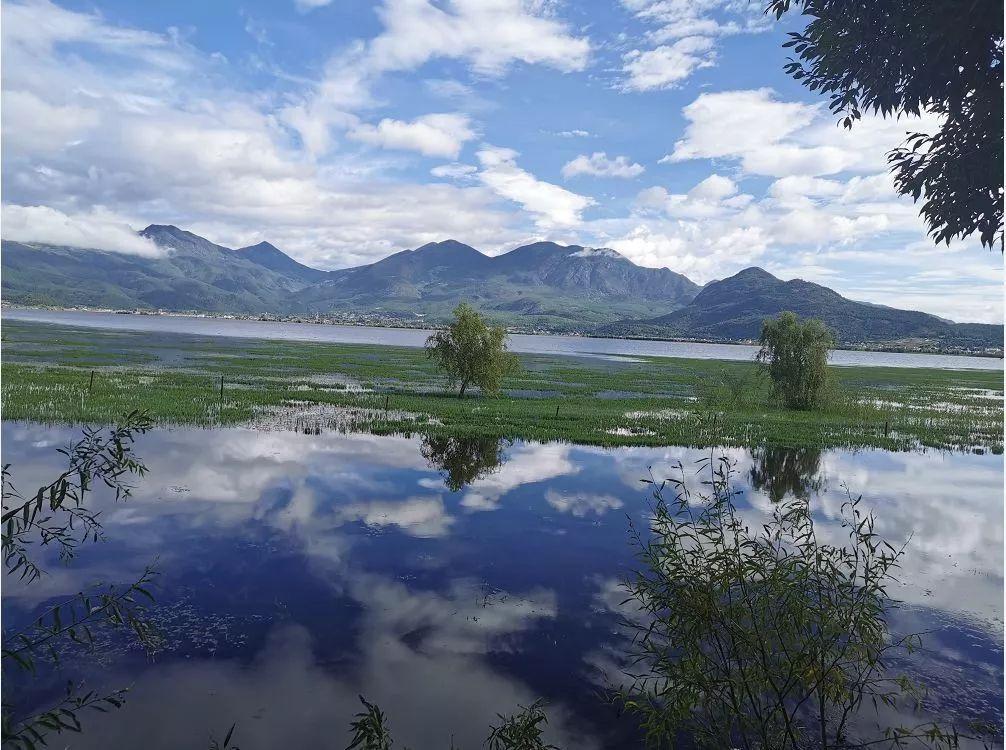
[1,319,1001,454]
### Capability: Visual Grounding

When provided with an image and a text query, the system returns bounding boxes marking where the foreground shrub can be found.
[617,456,985,749]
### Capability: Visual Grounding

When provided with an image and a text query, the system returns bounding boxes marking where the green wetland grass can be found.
[1,319,1002,452]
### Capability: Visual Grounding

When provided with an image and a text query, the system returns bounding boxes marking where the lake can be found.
[5,307,1002,370]
[2,423,1002,748]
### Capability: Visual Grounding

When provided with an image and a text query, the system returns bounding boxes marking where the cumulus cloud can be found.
[636,174,753,219]
[1,204,162,256]
[336,495,454,537]
[0,0,535,269]
[544,490,624,518]
[348,113,476,159]
[618,0,770,90]
[283,0,589,154]
[461,443,579,512]
[663,88,941,178]
[294,0,332,11]
[476,146,595,228]
[366,0,590,77]
[561,152,645,179]
[620,36,715,91]
[430,162,478,180]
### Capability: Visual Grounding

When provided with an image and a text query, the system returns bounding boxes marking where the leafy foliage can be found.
[1,413,159,749]
[426,302,520,398]
[347,697,392,750]
[617,456,975,749]
[485,700,557,750]
[2,410,152,582]
[768,0,1004,250]
[1,682,128,750]
[2,566,159,675]
[757,312,835,410]
[343,695,557,750]
[208,723,241,750]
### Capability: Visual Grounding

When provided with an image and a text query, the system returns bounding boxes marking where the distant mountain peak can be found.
[732,266,778,281]
[237,239,329,283]
[140,224,187,239]
[413,239,483,256]
[242,240,280,252]
[568,247,625,261]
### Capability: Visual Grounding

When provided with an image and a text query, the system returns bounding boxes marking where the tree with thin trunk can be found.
[757,311,834,410]
[425,302,519,398]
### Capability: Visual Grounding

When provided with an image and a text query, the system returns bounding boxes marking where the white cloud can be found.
[1,204,162,256]
[294,0,333,11]
[561,152,645,179]
[461,443,579,512]
[336,495,454,537]
[0,0,536,269]
[544,490,623,517]
[284,0,589,154]
[620,36,715,91]
[349,113,476,159]
[557,129,591,138]
[662,88,816,167]
[618,0,770,90]
[367,0,590,77]
[476,146,595,229]
[636,174,753,219]
[431,162,478,180]
[664,88,941,178]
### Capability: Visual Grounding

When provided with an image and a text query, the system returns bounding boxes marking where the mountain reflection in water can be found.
[1,425,1002,749]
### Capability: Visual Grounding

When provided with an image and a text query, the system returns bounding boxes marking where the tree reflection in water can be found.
[420,434,511,492]
[749,446,824,503]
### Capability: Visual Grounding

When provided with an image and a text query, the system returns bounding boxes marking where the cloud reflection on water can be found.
[1,423,1001,747]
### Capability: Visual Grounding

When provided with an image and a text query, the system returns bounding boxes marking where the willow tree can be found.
[425,302,519,398]
[757,311,834,410]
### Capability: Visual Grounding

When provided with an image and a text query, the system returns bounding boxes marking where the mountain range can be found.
[2,225,1000,349]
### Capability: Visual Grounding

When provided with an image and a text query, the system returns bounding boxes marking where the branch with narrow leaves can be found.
[1,681,127,750]
[2,410,152,582]
[2,565,160,674]
[615,454,989,749]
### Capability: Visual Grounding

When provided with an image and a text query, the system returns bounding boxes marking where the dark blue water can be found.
[2,425,1002,748]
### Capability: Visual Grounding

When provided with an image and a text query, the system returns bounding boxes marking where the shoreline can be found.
[3,302,1002,360]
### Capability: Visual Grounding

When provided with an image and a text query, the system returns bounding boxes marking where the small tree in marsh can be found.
[757,311,834,410]
[426,302,519,398]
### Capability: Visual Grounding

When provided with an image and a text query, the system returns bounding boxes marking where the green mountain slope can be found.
[3,227,1000,347]
[2,226,308,313]
[597,267,1002,347]
[298,240,700,327]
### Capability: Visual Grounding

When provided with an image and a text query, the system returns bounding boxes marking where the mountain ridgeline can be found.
[2,225,1000,349]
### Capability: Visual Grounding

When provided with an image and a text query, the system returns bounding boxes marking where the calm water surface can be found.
[2,424,1002,748]
[5,307,1002,370]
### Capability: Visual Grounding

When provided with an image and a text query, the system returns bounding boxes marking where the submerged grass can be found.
[1,320,1002,452]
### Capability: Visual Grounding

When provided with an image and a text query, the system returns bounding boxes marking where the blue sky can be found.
[1,0,1002,322]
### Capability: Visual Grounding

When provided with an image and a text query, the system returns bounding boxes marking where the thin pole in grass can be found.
[89,370,95,393]
[219,374,224,421]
